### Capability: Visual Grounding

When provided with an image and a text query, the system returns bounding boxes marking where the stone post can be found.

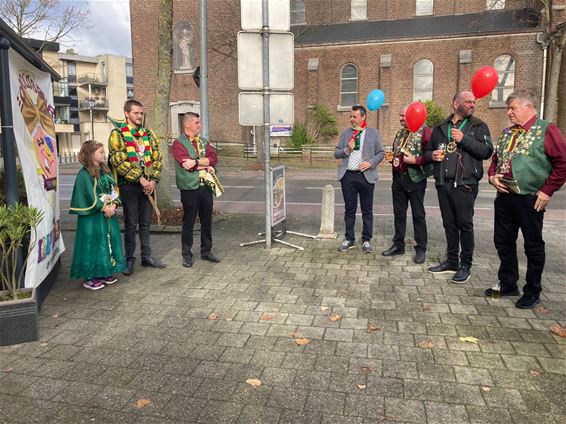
[317,184,337,239]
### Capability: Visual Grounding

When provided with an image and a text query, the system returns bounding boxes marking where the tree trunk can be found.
[544,28,565,123]
[153,0,174,211]
[558,42,566,133]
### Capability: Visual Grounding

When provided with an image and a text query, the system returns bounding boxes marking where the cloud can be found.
[64,0,132,57]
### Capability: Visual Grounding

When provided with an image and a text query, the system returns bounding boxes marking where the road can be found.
[57,167,566,221]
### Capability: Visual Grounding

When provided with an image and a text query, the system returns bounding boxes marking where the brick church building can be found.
[130,0,561,145]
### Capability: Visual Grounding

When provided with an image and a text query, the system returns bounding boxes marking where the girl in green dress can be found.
[70,141,126,290]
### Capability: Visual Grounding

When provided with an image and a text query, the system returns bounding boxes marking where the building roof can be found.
[293,9,541,46]
[24,38,60,52]
[0,18,60,80]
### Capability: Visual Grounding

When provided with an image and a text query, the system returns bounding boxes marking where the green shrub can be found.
[291,122,313,148]
[292,104,339,148]
[424,100,446,128]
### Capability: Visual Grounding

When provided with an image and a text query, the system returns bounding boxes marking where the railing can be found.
[57,151,79,164]
[79,99,109,110]
[77,73,107,84]
[243,145,335,165]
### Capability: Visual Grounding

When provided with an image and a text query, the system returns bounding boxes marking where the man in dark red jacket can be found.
[486,89,566,309]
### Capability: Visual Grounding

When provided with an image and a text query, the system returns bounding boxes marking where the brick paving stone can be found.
[306,390,346,415]
[425,401,469,424]
[384,398,426,423]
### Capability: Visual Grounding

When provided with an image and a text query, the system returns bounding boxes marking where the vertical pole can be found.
[0,37,20,206]
[200,0,210,142]
[262,0,272,249]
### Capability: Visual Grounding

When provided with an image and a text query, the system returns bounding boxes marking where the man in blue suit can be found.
[334,105,385,253]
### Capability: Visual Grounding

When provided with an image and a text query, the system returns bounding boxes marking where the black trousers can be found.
[180,186,213,259]
[340,171,375,243]
[120,183,152,261]
[494,193,545,297]
[391,172,427,252]
[436,183,478,266]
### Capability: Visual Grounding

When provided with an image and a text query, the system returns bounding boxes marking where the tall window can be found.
[486,0,505,10]
[416,0,433,16]
[126,63,134,84]
[413,59,433,101]
[351,0,367,21]
[291,0,306,25]
[67,61,76,82]
[492,54,515,103]
[340,64,358,107]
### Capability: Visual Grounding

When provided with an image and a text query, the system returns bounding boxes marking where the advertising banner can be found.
[8,49,64,288]
[271,165,286,226]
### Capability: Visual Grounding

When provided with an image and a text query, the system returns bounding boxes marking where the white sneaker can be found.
[362,241,374,254]
[338,240,356,252]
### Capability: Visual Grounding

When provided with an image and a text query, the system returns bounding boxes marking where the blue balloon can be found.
[366,89,385,111]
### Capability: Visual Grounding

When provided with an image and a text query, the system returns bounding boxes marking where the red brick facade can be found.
[130,0,547,144]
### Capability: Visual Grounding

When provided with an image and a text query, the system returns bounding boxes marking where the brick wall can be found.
[130,0,545,145]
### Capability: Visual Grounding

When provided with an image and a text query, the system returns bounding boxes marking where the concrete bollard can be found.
[317,184,337,239]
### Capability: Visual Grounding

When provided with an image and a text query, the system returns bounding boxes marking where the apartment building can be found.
[36,42,134,156]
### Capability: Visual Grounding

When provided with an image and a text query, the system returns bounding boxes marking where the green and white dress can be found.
[69,167,125,280]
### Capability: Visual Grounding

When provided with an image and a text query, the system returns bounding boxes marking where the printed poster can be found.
[8,48,64,288]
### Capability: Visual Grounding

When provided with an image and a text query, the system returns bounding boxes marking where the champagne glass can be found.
[438,143,446,160]
[491,283,500,301]
[385,146,394,163]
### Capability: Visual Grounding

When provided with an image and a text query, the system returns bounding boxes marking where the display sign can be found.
[8,49,65,288]
[271,166,286,226]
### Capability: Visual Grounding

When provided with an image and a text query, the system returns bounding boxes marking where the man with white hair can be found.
[486,89,566,309]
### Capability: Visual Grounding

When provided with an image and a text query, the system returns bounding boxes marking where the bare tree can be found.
[0,0,89,50]
[153,0,174,210]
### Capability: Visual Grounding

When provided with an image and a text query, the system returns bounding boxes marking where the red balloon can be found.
[405,102,428,133]
[471,66,499,99]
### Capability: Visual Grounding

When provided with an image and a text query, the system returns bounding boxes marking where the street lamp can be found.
[87,97,95,139]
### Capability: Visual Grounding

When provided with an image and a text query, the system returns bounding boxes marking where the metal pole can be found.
[200,0,210,142]
[262,0,271,249]
[89,107,94,139]
[0,37,20,205]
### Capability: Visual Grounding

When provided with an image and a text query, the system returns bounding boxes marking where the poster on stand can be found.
[8,48,65,288]
[271,165,286,226]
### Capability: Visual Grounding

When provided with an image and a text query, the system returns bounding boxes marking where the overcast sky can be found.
[63,0,132,58]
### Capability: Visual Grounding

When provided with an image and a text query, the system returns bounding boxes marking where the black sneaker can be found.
[515,294,540,309]
[451,265,471,284]
[484,286,520,297]
[427,260,459,274]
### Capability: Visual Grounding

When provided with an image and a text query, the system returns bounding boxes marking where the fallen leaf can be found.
[534,306,549,314]
[207,313,219,321]
[272,308,279,312]
[320,306,329,311]
[529,370,541,377]
[415,298,423,302]
[549,324,566,338]
[360,366,375,374]
[294,338,311,346]
[39,343,48,347]
[259,313,274,321]
[367,325,381,333]
[225,318,233,321]
[136,399,151,409]
[328,314,342,322]
[52,314,59,318]
[2,368,13,373]
[417,340,434,349]
[246,378,262,387]
[459,336,479,344]
[420,306,432,312]
[356,384,366,390]
[481,386,491,392]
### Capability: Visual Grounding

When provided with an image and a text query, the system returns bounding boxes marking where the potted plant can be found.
[0,203,44,346]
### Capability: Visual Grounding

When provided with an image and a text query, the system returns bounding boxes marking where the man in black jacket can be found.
[424,91,493,283]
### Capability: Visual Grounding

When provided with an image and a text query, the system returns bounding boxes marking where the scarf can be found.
[351,120,367,150]
[118,122,152,168]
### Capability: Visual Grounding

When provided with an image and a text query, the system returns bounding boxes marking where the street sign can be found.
[238,92,294,126]
[241,0,290,32]
[237,32,294,91]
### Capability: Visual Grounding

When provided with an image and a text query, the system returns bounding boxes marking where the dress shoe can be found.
[515,294,540,309]
[428,260,459,274]
[123,260,135,276]
[182,257,193,268]
[413,251,426,264]
[141,257,166,268]
[381,245,405,257]
[451,264,471,284]
[484,286,520,297]
[201,253,220,263]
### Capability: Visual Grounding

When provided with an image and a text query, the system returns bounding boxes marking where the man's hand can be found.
[432,150,445,162]
[103,203,116,218]
[359,161,371,172]
[182,158,196,171]
[346,139,356,153]
[534,191,551,212]
[489,174,509,194]
[140,176,150,189]
[451,128,464,143]
[143,180,156,195]
[206,166,215,173]
[403,153,417,165]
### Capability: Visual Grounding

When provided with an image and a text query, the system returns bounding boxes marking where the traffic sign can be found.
[238,92,294,126]
[240,0,290,32]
